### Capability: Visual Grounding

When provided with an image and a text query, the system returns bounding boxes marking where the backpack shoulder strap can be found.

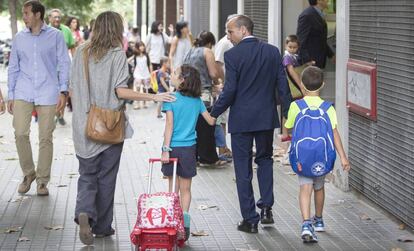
[295,99,309,112]
[319,101,333,113]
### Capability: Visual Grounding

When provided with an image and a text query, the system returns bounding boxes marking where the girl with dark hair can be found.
[169,21,192,70]
[129,41,151,109]
[183,31,225,166]
[161,64,216,241]
[145,20,173,70]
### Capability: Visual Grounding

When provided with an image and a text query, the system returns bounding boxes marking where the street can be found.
[0,84,413,250]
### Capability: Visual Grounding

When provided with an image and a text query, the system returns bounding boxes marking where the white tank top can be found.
[133,55,150,80]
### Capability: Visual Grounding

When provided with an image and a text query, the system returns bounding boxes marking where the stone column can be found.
[333,0,350,191]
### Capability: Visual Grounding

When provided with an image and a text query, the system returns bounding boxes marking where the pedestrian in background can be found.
[82,25,90,41]
[84,19,95,40]
[7,0,70,196]
[280,34,315,142]
[129,41,151,109]
[146,21,173,70]
[214,14,238,162]
[156,56,171,118]
[296,0,334,69]
[169,21,192,71]
[211,15,292,233]
[66,16,84,49]
[69,11,175,246]
[66,16,84,112]
[48,9,75,55]
[183,31,225,167]
[128,26,141,44]
[48,8,75,125]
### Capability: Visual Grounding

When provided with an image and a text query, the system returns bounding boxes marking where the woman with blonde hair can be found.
[70,11,174,245]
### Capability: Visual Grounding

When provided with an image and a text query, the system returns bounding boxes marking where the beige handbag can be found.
[83,52,125,145]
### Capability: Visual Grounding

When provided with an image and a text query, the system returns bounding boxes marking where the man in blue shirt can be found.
[7,0,70,196]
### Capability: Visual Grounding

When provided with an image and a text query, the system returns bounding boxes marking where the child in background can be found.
[156,56,170,118]
[285,66,350,243]
[131,41,151,109]
[161,64,216,240]
[281,35,315,142]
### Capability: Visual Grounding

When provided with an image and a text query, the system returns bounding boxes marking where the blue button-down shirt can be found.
[8,23,70,105]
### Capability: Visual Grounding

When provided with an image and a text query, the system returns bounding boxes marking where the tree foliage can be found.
[41,0,95,24]
[1,0,133,37]
[90,0,134,26]
[1,0,95,24]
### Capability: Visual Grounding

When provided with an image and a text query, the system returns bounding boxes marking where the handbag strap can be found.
[82,46,126,110]
[82,48,93,110]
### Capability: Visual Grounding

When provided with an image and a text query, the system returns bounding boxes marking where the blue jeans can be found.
[214,125,227,148]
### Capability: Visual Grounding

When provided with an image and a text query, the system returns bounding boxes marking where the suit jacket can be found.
[210,37,292,134]
[296,6,334,68]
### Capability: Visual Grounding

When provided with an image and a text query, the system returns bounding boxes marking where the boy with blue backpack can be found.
[285,66,351,243]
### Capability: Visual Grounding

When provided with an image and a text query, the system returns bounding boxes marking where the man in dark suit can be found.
[296,0,334,68]
[211,15,292,233]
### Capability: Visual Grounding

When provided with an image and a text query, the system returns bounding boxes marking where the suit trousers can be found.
[196,114,219,164]
[74,142,123,235]
[13,100,56,185]
[231,130,275,224]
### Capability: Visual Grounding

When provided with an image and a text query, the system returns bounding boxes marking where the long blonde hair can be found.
[83,11,124,62]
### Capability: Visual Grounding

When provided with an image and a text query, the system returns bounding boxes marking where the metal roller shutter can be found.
[190,0,210,36]
[349,0,414,228]
[244,0,268,42]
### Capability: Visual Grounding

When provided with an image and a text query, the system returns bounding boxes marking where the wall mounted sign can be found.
[347,59,377,121]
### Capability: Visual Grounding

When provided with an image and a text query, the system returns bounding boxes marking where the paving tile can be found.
[1,103,414,250]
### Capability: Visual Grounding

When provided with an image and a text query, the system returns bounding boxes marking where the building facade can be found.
[347,0,414,230]
[136,0,414,229]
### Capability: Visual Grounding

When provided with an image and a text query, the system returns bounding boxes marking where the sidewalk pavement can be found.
[0,102,413,251]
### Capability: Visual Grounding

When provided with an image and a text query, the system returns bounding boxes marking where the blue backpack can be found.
[289,99,336,177]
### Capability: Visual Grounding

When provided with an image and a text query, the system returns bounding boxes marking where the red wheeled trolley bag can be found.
[130,158,185,251]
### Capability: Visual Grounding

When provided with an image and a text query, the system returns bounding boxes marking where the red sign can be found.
[346,59,377,121]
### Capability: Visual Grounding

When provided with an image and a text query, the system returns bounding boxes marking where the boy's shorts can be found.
[298,175,326,190]
[162,145,197,178]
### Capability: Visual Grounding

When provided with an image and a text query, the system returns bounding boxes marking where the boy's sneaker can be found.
[312,216,325,232]
[301,221,318,243]
[183,212,190,241]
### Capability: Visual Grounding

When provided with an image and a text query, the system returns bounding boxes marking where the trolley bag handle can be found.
[147,158,178,194]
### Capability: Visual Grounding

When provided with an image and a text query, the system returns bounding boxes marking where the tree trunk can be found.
[9,0,18,38]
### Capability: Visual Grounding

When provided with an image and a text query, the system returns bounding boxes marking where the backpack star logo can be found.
[312,162,325,175]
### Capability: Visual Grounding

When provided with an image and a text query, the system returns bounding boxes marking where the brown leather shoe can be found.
[18,173,36,194]
[37,183,49,196]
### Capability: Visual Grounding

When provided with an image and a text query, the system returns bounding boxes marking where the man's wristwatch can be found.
[60,91,69,97]
[162,145,172,152]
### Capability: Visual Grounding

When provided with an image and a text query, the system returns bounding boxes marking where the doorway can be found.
[282,0,336,103]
